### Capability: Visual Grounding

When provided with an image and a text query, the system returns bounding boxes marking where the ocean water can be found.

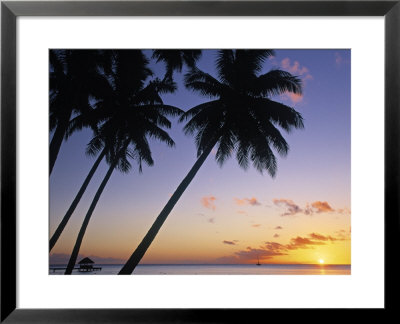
[49,264,351,275]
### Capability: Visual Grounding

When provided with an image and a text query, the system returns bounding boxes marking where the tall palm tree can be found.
[152,50,202,80]
[49,51,113,251]
[49,50,112,175]
[64,50,182,274]
[49,49,175,252]
[119,49,304,274]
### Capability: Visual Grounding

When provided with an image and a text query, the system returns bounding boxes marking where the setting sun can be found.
[319,259,325,264]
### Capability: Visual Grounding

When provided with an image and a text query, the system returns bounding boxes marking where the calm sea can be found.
[49,264,350,275]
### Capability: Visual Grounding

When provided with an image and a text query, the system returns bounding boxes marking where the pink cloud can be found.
[273,198,336,216]
[285,92,303,103]
[201,195,217,210]
[273,198,302,216]
[279,58,313,104]
[234,197,261,206]
[335,52,343,66]
[234,198,246,206]
[281,58,310,76]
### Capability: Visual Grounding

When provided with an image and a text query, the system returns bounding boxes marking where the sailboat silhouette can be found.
[256,255,261,266]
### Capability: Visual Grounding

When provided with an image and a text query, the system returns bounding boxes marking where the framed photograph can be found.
[1,0,399,322]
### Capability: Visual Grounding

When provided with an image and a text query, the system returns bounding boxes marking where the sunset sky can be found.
[49,49,351,265]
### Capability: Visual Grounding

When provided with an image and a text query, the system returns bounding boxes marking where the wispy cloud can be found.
[273,198,303,216]
[273,198,337,216]
[223,240,236,245]
[308,232,337,241]
[334,228,351,240]
[337,207,351,215]
[234,197,261,206]
[281,58,310,76]
[279,58,313,104]
[201,195,217,210]
[282,92,303,104]
[252,224,262,228]
[214,231,349,264]
[286,236,326,250]
[334,52,350,67]
[335,52,343,66]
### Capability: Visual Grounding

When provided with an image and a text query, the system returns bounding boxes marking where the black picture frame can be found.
[1,0,399,322]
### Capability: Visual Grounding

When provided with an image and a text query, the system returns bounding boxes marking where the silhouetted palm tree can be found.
[152,50,202,80]
[49,50,174,252]
[49,147,106,252]
[119,49,304,274]
[64,50,182,274]
[49,50,113,175]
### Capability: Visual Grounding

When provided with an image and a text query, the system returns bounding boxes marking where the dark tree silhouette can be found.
[49,50,112,175]
[63,50,182,274]
[119,49,304,274]
[49,147,106,252]
[152,50,202,80]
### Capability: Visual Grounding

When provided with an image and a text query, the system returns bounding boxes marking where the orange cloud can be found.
[214,230,348,264]
[337,207,351,215]
[286,236,326,250]
[234,198,246,206]
[201,195,217,210]
[234,197,261,206]
[311,201,334,213]
[308,232,337,241]
[252,224,261,228]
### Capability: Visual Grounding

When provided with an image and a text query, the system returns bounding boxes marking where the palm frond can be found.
[251,69,302,97]
[252,98,304,132]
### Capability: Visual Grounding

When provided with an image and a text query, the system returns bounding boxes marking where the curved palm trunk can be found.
[49,148,106,252]
[49,112,72,176]
[118,138,218,275]
[64,162,115,275]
